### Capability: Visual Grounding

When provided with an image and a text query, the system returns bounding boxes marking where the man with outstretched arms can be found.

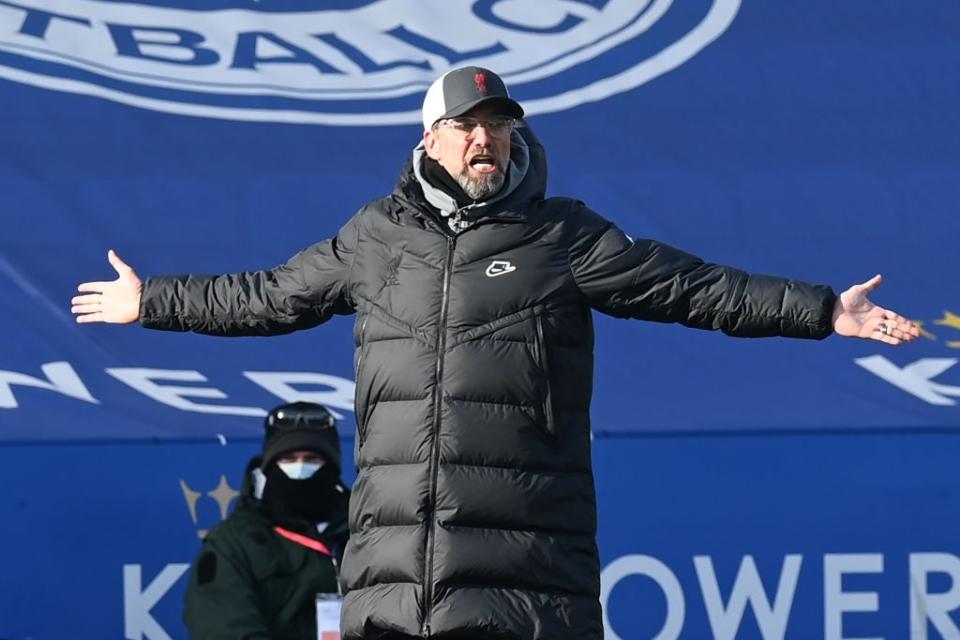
[72,67,918,639]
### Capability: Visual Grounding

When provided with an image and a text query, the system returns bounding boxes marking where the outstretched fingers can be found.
[71,249,143,325]
[75,311,105,324]
[870,310,920,345]
[77,281,110,293]
[108,249,133,276]
[860,274,883,294]
[834,276,919,346]
[71,292,103,320]
[71,293,102,305]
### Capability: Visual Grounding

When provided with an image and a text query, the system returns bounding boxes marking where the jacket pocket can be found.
[533,311,557,441]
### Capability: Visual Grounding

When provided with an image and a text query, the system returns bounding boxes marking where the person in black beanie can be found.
[183,401,350,640]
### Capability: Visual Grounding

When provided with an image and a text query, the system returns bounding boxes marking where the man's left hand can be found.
[832,275,920,345]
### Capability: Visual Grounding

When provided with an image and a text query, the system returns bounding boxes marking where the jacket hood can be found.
[240,454,263,506]
[395,122,547,226]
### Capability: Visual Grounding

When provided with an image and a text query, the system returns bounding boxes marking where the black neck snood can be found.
[261,463,343,525]
[421,156,476,208]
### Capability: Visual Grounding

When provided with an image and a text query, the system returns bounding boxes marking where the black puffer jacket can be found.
[141,127,835,639]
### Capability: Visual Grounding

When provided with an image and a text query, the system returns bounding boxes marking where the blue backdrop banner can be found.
[1,0,958,442]
[0,1,958,638]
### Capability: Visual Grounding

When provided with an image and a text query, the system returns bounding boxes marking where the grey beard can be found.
[456,168,505,201]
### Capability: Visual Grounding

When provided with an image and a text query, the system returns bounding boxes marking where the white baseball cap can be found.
[422,66,524,131]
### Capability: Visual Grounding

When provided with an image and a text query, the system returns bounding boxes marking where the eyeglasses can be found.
[435,116,517,138]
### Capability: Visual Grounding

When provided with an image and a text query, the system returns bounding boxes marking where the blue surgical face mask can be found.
[277,461,322,480]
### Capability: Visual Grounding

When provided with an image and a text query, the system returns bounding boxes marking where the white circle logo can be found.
[0,0,740,125]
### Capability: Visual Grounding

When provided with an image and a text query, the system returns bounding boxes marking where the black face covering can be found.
[261,463,343,525]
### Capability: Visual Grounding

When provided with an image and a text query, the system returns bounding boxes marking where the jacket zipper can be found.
[447,202,479,232]
[534,313,556,439]
[421,235,455,637]
[355,315,369,447]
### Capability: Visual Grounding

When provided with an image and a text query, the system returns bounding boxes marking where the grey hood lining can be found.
[411,130,531,224]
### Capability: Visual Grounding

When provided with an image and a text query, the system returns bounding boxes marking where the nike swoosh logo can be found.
[485,260,516,278]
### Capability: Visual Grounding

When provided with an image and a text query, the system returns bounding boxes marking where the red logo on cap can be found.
[475,72,487,95]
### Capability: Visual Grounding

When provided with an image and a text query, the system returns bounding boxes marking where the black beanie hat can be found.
[261,402,341,472]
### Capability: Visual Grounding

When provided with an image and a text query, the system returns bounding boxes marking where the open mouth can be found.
[468,154,499,173]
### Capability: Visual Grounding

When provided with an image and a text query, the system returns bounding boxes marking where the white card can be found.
[315,594,342,640]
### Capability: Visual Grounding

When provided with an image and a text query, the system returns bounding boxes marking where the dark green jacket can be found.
[183,457,349,640]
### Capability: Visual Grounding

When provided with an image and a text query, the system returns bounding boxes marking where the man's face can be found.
[423,104,514,201]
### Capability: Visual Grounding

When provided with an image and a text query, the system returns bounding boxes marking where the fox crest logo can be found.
[0,0,740,125]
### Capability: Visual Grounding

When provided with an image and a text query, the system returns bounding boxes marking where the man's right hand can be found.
[71,249,143,324]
